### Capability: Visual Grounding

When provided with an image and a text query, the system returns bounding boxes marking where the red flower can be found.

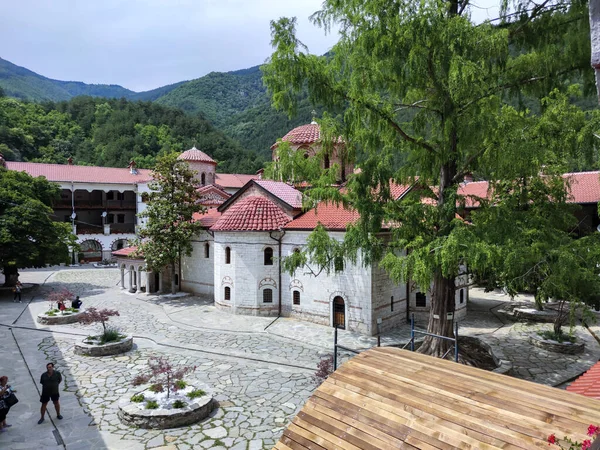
[547,434,556,445]
[588,424,600,436]
[582,439,592,450]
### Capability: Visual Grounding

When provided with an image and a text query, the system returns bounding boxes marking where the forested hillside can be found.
[0,95,264,173]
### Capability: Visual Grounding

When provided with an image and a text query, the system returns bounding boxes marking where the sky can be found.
[0,0,499,93]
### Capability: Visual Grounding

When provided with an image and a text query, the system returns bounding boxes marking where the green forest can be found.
[0,94,264,173]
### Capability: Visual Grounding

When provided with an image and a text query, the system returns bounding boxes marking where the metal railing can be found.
[405,313,459,362]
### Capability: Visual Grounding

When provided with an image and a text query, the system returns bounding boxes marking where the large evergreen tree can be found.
[134,153,204,295]
[0,167,75,286]
[263,0,599,357]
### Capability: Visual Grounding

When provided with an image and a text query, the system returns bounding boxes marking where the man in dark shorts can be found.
[38,363,62,424]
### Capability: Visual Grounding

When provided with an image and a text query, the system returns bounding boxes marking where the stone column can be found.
[129,267,135,293]
[146,271,152,295]
[136,267,142,294]
[120,265,125,289]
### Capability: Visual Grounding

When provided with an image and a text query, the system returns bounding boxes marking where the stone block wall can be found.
[370,256,408,333]
[181,230,215,297]
[187,161,216,186]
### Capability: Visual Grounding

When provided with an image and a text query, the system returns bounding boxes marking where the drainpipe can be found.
[269,229,286,317]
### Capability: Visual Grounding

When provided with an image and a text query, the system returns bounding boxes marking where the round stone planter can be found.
[37,309,85,325]
[118,389,215,429]
[74,335,133,356]
[529,334,585,354]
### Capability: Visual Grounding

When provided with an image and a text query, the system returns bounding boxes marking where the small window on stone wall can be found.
[224,286,231,300]
[460,289,464,304]
[175,274,179,286]
[391,296,394,312]
[263,289,273,303]
[201,173,206,186]
[416,292,427,307]
[204,243,210,258]
[225,247,231,264]
[264,247,274,265]
[293,290,300,305]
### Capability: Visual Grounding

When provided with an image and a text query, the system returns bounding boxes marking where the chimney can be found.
[463,173,473,183]
[256,168,264,180]
[128,160,137,175]
[0,153,5,168]
[67,156,73,165]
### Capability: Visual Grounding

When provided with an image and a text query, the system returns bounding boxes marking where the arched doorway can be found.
[333,296,345,329]
[80,240,102,262]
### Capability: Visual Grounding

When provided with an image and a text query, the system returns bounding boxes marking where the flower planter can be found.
[529,333,585,354]
[117,386,214,429]
[37,309,85,325]
[74,335,133,356]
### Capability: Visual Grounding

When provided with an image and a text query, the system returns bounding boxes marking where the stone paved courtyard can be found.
[0,266,599,449]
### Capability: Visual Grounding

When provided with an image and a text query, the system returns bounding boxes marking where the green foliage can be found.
[130,393,145,403]
[0,168,75,281]
[264,0,599,354]
[133,153,205,294]
[187,389,206,399]
[538,330,576,343]
[145,400,159,409]
[172,399,187,409]
[174,380,187,389]
[0,95,263,173]
[149,384,164,393]
[100,328,123,344]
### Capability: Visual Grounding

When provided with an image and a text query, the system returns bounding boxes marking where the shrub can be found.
[313,355,334,385]
[174,380,187,389]
[145,400,159,409]
[78,307,120,336]
[149,383,164,393]
[132,356,196,399]
[172,399,187,409]
[46,312,56,317]
[187,389,206,399]
[130,393,145,403]
[100,327,122,344]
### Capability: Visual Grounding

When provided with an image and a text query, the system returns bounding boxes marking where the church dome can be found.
[178,147,217,164]
[211,196,291,231]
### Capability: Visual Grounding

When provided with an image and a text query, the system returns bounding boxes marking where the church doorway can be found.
[333,296,346,329]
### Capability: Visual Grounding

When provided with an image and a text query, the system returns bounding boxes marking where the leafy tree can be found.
[263,0,598,357]
[133,153,205,294]
[77,307,120,337]
[133,356,196,399]
[0,167,75,286]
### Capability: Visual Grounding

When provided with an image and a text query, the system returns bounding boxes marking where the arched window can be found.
[201,173,206,186]
[204,242,210,258]
[264,247,273,265]
[293,290,300,305]
[263,288,273,303]
[224,286,231,300]
[225,247,231,264]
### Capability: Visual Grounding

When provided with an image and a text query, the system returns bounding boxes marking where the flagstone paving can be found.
[0,266,599,449]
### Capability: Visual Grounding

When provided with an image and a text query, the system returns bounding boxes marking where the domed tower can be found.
[271,121,352,181]
[178,146,217,186]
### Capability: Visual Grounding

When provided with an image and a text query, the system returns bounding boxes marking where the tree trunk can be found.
[2,265,19,287]
[170,263,176,295]
[417,270,457,357]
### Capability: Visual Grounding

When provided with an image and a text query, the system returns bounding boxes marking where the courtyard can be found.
[0,267,599,450]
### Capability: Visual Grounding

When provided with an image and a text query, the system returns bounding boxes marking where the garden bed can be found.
[529,332,585,354]
[118,384,214,429]
[37,308,84,325]
[74,335,133,356]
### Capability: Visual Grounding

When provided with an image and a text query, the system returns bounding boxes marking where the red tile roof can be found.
[6,162,153,184]
[112,246,141,258]
[389,182,413,200]
[215,173,258,189]
[567,361,600,400]
[271,122,343,149]
[178,147,217,164]
[285,201,360,231]
[211,196,291,232]
[196,185,230,207]
[192,208,222,228]
[254,180,303,208]
[457,181,491,208]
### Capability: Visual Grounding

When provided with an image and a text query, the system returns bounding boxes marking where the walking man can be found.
[38,363,62,424]
[13,282,22,303]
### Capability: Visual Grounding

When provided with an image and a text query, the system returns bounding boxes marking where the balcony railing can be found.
[75,224,135,235]
[54,201,136,210]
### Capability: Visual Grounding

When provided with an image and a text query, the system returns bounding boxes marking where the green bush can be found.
[174,380,187,389]
[149,383,164,393]
[145,400,159,409]
[100,328,123,344]
[172,399,187,409]
[46,312,56,317]
[187,389,206,399]
[130,393,145,403]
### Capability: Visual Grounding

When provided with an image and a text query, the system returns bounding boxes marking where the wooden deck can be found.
[275,347,600,449]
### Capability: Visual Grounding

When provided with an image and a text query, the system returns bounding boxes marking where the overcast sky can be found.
[0,0,499,92]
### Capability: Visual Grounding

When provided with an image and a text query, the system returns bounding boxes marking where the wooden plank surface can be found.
[274,347,600,450]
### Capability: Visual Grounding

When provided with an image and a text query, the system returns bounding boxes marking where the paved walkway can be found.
[0,267,599,449]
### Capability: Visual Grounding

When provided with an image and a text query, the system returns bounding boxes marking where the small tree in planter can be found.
[77,307,121,344]
[133,356,196,399]
[47,288,75,315]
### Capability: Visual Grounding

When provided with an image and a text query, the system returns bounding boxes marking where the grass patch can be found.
[46,312,56,316]
[99,328,124,344]
[174,380,187,389]
[214,439,225,446]
[145,400,159,409]
[130,393,145,403]
[172,399,187,409]
[187,389,206,399]
[538,330,576,343]
[149,383,164,393]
